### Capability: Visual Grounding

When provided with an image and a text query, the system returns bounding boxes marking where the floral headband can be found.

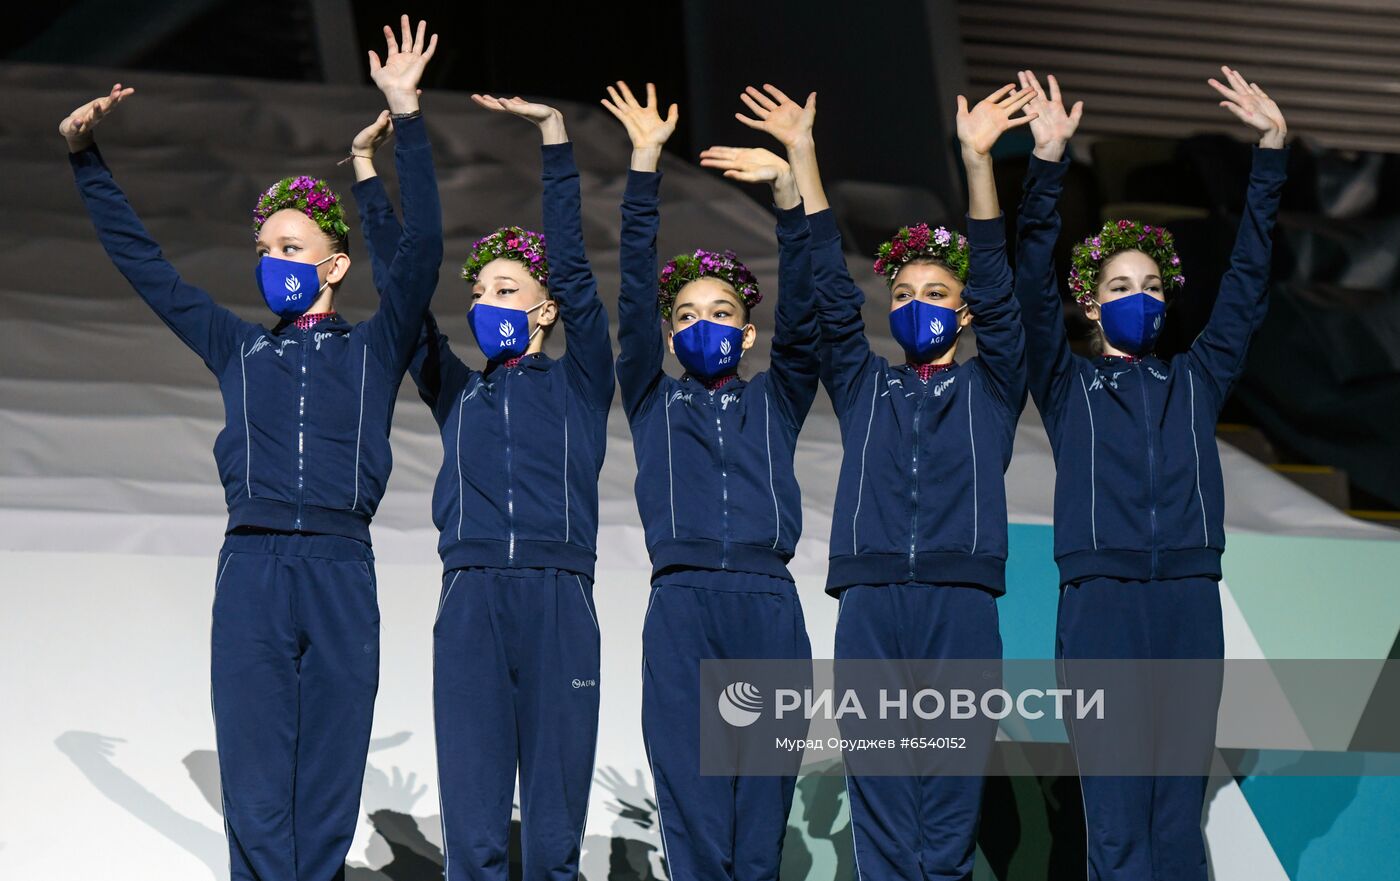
[253,176,349,241]
[462,226,549,286]
[658,248,761,320]
[1068,220,1185,305]
[874,223,969,286]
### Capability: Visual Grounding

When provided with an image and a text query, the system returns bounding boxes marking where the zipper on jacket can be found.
[293,326,309,530]
[712,390,730,569]
[1137,363,1158,577]
[503,367,516,565]
[908,388,927,577]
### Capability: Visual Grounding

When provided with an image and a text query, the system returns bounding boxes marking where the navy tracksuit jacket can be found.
[812,208,1023,880]
[1017,147,1288,881]
[618,167,818,881]
[71,113,443,881]
[354,142,610,881]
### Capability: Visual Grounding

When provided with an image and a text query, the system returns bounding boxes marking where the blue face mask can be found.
[889,299,965,362]
[1098,293,1166,355]
[672,319,746,380]
[468,300,545,362]
[255,254,334,318]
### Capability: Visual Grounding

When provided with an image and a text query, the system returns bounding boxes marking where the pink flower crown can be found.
[658,248,761,320]
[1068,220,1185,305]
[461,226,549,286]
[253,176,349,241]
[874,223,969,285]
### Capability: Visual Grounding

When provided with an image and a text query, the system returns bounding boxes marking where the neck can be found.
[699,372,739,391]
[1100,343,1146,360]
[308,288,336,315]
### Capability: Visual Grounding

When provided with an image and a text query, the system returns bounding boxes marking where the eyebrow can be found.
[675,297,741,312]
[1106,275,1161,284]
[894,282,949,291]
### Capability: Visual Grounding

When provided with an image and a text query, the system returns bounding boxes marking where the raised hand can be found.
[351,110,394,158]
[956,83,1037,158]
[1020,70,1083,162]
[601,81,678,172]
[1208,65,1286,149]
[735,83,816,150]
[699,145,800,209]
[367,14,437,114]
[58,83,134,152]
[471,93,567,144]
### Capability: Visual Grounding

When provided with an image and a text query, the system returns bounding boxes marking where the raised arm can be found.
[357,16,445,380]
[348,113,466,417]
[472,94,615,410]
[697,144,817,427]
[726,84,858,418]
[1185,66,1289,406]
[602,81,678,419]
[1015,70,1084,419]
[954,82,1038,412]
[62,84,249,374]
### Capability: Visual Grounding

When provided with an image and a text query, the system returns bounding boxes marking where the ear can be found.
[740,323,757,351]
[665,325,676,354]
[1081,298,1101,322]
[326,252,352,285]
[537,297,560,329]
[958,306,974,328]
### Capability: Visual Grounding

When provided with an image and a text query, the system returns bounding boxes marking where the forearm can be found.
[963,148,1000,220]
[786,137,829,215]
[617,170,667,404]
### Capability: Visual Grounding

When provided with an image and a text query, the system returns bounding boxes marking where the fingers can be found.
[805,91,817,113]
[617,80,640,109]
[383,24,398,56]
[762,83,792,105]
[985,83,1016,105]
[400,14,412,54]
[1207,78,1239,101]
[1006,89,1036,113]
[956,94,969,115]
[423,32,438,62]
[414,18,426,54]
[646,81,657,109]
[368,50,381,74]
[747,85,778,111]
[1069,100,1084,125]
[1047,72,1061,104]
[1218,100,1252,124]
[600,97,625,121]
[606,84,624,111]
[740,90,767,119]
[735,112,764,130]
[1007,111,1038,128]
[666,103,679,125]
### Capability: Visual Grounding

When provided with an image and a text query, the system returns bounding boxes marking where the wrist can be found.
[771,172,800,210]
[960,147,993,168]
[630,145,662,173]
[1032,140,1067,162]
[537,112,568,146]
[785,134,816,156]
[382,91,420,115]
[65,133,95,154]
[1259,128,1286,150]
[350,154,377,181]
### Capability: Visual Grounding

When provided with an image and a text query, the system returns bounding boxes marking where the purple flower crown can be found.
[252,176,349,240]
[1069,220,1185,305]
[462,226,549,286]
[658,248,761,320]
[874,223,969,285]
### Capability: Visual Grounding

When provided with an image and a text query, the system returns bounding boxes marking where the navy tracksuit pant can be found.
[1056,576,1224,881]
[641,568,812,881]
[210,531,380,881]
[433,567,601,881]
[834,584,1002,881]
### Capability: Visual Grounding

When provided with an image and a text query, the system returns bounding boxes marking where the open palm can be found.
[367,15,437,97]
[735,84,816,149]
[957,84,1036,156]
[1208,65,1286,144]
[1021,70,1082,149]
[59,83,134,146]
[601,81,678,151]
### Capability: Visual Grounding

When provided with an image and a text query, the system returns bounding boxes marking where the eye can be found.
[282,245,299,255]
[470,292,483,301]
[497,288,518,297]
[714,310,731,319]
[895,291,910,301]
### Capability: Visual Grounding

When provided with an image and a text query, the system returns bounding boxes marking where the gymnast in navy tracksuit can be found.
[59,21,441,880]
[1014,68,1289,881]
[603,81,818,880]
[739,82,1034,880]
[350,95,611,881]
